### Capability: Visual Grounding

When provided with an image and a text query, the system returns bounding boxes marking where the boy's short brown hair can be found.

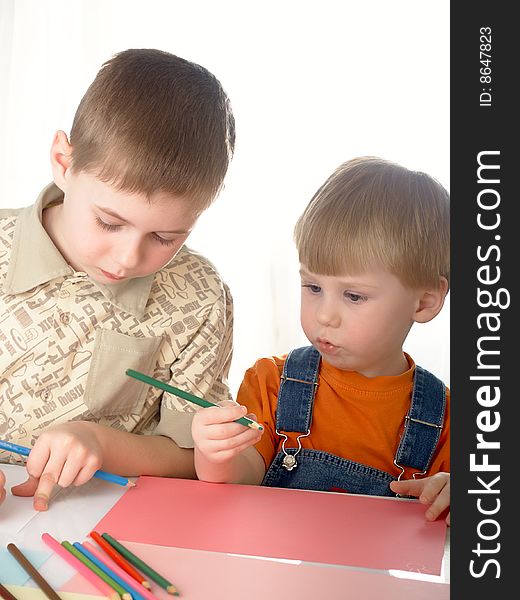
[294,156,450,289]
[69,49,235,210]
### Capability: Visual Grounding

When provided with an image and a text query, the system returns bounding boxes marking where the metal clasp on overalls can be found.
[275,429,311,471]
[393,414,444,488]
[276,375,316,471]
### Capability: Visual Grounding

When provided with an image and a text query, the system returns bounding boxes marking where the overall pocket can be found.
[83,328,163,417]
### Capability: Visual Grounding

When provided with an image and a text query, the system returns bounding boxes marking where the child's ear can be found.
[413,277,449,324]
[50,130,73,191]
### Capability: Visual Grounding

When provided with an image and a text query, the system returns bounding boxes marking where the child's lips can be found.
[100,269,126,281]
[316,338,339,354]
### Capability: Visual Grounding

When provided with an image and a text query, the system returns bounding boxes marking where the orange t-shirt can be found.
[237,353,450,480]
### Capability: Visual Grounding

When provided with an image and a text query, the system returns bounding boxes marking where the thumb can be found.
[11,474,40,498]
[389,478,424,498]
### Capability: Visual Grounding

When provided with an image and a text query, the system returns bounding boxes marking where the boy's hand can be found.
[11,422,103,511]
[390,472,450,525]
[192,401,263,464]
[0,469,6,506]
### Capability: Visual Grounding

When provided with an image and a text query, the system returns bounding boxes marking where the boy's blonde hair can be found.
[294,157,450,289]
[69,49,235,211]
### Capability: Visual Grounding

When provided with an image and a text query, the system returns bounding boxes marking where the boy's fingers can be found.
[74,464,98,486]
[0,470,6,505]
[391,475,450,523]
[33,471,60,511]
[206,427,262,451]
[11,474,40,497]
[208,420,261,441]
[424,484,450,521]
[391,474,449,503]
[215,437,263,460]
[58,458,90,488]
[26,444,51,480]
[389,478,424,497]
[203,430,262,462]
[0,469,5,503]
[28,452,66,510]
[216,400,241,408]
[198,403,248,425]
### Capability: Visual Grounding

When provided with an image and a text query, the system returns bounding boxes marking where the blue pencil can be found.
[0,439,135,488]
[73,542,147,600]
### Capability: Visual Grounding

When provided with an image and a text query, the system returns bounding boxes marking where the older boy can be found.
[0,469,5,505]
[192,156,451,524]
[0,49,235,510]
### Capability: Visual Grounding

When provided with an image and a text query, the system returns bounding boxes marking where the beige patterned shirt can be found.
[0,184,233,463]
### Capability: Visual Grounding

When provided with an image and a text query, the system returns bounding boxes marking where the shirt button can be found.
[59,289,69,299]
[41,389,50,401]
[60,313,71,325]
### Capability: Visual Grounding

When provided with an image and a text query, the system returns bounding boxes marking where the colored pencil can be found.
[74,543,145,600]
[41,534,119,600]
[83,542,160,600]
[0,582,19,600]
[126,369,263,432]
[102,533,180,596]
[89,530,151,589]
[6,543,61,600]
[61,541,131,600]
[0,440,135,488]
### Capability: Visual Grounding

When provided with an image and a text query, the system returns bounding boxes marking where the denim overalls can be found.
[261,346,447,496]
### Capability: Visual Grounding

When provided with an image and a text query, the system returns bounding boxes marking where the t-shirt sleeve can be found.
[153,281,234,448]
[236,357,284,470]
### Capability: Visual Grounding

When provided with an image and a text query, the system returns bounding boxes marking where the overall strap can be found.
[275,346,321,433]
[394,365,447,473]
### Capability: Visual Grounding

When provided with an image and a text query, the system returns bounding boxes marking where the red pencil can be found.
[0,582,19,600]
[89,531,151,589]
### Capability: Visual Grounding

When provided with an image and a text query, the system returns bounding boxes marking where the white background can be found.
[0,0,450,394]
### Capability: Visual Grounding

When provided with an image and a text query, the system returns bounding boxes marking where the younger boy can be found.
[192,156,451,524]
[0,49,235,510]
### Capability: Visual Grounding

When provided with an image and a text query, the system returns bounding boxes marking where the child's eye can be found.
[95,216,121,231]
[344,292,367,303]
[151,233,176,247]
[302,284,321,294]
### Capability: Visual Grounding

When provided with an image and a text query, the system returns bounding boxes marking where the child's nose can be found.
[316,302,341,328]
[113,237,143,270]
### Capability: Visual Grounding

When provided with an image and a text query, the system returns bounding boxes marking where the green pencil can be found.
[102,533,180,596]
[61,540,131,599]
[126,369,263,432]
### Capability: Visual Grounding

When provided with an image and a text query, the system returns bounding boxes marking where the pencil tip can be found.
[167,586,179,595]
[126,481,136,487]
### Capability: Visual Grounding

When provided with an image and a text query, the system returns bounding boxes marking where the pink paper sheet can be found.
[94,477,447,574]
[62,541,449,600]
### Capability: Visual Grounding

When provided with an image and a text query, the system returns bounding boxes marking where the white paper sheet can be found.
[0,464,131,588]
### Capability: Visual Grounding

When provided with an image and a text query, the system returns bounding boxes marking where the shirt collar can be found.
[5,182,154,317]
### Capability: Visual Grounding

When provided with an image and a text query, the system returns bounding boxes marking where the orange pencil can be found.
[89,531,151,589]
